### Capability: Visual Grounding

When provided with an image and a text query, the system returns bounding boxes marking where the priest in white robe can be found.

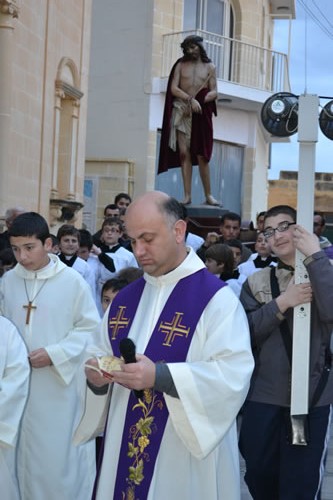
[0,211,101,500]
[0,316,30,500]
[83,192,254,500]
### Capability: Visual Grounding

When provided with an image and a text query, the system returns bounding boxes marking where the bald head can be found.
[126,191,168,215]
[125,192,187,277]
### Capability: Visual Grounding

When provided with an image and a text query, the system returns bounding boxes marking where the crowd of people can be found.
[0,191,332,500]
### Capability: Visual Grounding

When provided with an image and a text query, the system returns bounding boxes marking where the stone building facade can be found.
[0,0,92,233]
[85,0,295,233]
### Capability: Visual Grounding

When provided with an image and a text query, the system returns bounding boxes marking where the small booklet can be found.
[85,355,123,380]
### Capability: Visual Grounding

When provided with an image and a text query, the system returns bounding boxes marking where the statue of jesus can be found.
[158,35,220,206]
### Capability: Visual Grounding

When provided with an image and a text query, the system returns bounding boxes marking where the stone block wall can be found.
[268,171,333,213]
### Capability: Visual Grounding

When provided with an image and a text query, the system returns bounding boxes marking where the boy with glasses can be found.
[92,218,138,316]
[239,205,333,499]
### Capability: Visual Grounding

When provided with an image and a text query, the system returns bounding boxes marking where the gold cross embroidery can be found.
[23,301,37,325]
[159,312,190,347]
[109,306,130,340]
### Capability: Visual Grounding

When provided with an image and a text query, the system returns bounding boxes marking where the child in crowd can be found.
[117,208,132,251]
[101,277,129,313]
[57,224,96,298]
[95,272,141,462]
[0,248,17,277]
[116,266,143,283]
[205,243,242,296]
[101,268,144,313]
[0,212,100,500]
[92,218,138,314]
[238,230,277,279]
[49,234,60,255]
[224,239,244,278]
[78,229,95,262]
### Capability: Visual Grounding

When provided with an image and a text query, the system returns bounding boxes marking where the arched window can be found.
[51,57,83,201]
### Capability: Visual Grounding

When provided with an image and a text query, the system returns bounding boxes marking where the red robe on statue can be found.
[158,58,217,174]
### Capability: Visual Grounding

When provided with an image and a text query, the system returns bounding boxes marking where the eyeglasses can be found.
[263,221,296,239]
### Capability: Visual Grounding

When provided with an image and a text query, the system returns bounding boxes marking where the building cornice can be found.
[55,80,83,101]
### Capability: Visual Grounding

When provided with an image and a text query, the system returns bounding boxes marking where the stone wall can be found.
[268,171,333,213]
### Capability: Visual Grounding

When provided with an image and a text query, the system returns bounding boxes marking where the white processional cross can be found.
[291,94,318,416]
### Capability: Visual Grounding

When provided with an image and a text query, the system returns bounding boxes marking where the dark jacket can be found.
[240,250,333,407]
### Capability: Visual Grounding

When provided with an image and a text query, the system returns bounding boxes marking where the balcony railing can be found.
[162,30,291,93]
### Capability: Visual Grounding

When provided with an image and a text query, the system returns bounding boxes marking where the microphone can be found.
[119,338,144,399]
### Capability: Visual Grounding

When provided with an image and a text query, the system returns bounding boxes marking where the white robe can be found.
[185,232,204,251]
[95,247,139,316]
[0,254,101,500]
[72,255,97,300]
[88,249,254,499]
[0,316,30,500]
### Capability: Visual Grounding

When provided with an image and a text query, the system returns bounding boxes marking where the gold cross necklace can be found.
[23,279,48,325]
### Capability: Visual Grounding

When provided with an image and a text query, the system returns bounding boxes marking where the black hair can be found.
[101,277,129,297]
[256,211,267,220]
[78,229,93,250]
[220,212,241,225]
[8,212,50,243]
[114,193,132,205]
[206,243,234,275]
[50,234,59,246]
[57,224,81,243]
[265,205,296,222]
[0,248,17,266]
[101,217,123,232]
[180,35,211,63]
[117,266,143,283]
[160,196,184,224]
[314,211,326,226]
[225,239,243,251]
[103,203,119,215]
[0,248,17,277]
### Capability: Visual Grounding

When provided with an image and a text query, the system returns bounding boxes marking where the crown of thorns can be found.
[180,35,204,49]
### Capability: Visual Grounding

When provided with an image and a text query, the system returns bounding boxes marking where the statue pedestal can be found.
[185,204,228,238]
[185,205,257,250]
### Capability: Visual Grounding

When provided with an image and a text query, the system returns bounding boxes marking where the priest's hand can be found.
[29,348,52,368]
[111,354,156,391]
[85,357,113,387]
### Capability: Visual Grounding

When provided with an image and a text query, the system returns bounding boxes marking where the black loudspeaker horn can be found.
[261,92,298,137]
[319,100,333,140]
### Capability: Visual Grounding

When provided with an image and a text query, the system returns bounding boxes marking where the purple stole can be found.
[96,268,226,500]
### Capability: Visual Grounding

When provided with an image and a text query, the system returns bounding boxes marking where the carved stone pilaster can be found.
[49,199,83,231]
[0,0,19,18]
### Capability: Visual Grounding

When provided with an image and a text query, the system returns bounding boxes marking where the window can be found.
[184,0,233,38]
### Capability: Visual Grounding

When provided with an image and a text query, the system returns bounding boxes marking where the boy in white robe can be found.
[0,212,101,500]
[57,224,97,299]
[83,192,254,500]
[91,218,138,316]
[0,316,29,500]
